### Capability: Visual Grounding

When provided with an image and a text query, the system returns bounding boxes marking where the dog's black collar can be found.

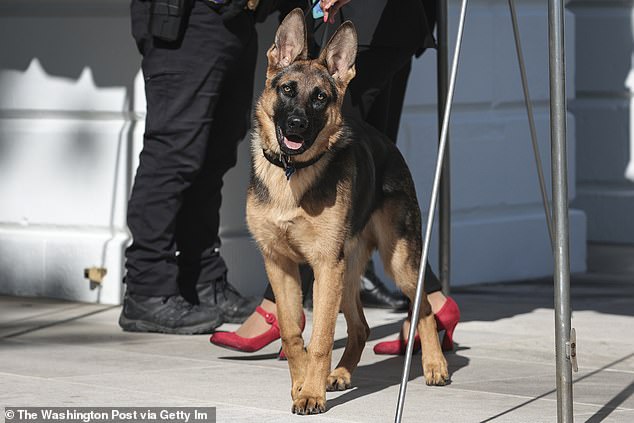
[262,149,326,180]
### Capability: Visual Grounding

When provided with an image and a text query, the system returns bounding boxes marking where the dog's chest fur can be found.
[246,148,350,263]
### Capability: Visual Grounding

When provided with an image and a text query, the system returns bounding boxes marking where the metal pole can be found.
[437,0,452,295]
[394,0,468,421]
[507,0,554,246]
[547,0,574,421]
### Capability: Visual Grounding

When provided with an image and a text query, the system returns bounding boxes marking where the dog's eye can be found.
[281,85,294,96]
[317,92,327,101]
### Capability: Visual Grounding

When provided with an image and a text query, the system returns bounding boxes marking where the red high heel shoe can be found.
[210,306,305,353]
[373,297,460,355]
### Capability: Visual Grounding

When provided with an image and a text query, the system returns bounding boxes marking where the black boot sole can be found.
[119,314,223,335]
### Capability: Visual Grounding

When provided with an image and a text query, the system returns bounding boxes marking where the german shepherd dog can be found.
[246,9,449,414]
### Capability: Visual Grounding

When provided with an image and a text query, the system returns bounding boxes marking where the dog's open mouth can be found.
[277,126,305,152]
[284,135,304,150]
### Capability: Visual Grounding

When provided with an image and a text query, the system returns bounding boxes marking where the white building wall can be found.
[0,0,586,304]
[569,0,634,247]
[0,2,141,304]
[391,0,587,287]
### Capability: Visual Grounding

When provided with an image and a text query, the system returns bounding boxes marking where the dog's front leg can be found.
[262,254,306,401]
[291,262,344,415]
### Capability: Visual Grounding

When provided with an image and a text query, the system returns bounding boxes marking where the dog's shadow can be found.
[217,319,471,410]
[325,320,471,410]
[326,346,470,411]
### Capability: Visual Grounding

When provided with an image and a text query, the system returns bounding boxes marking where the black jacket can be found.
[339,0,436,56]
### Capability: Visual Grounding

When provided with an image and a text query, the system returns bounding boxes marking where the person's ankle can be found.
[259,298,277,314]
[427,291,448,314]
[234,299,277,338]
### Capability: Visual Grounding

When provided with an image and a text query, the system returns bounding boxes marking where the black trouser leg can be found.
[125,0,257,297]
[262,265,313,303]
[176,21,258,302]
[366,58,413,144]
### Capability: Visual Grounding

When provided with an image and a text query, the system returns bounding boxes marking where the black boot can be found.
[119,292,223,334]
[197,272,259,324]
[360,260,409,311]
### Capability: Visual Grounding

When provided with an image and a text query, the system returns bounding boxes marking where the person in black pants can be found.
[119,0,262,334]
[210,0,460,353]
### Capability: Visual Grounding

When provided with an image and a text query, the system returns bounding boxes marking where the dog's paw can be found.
[423,356,450,386]
[326,368,352,391]
[291,395,326,415]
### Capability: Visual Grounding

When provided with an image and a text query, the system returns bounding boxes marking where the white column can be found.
[570,0,634,246]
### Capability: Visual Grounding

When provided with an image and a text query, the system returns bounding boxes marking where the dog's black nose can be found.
[287,116,308,132]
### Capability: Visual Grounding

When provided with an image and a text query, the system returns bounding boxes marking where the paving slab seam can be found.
[0,338,243,368]
[575,409,634,418]
[447,375,556,386]
[435,385,560,402]
[434,384,634,411]
[1,306,120,339]
[2,336,296,370]
[0,372,255,409]
[195,359,299,373]
[0,366,220,383]
[0,372,357,422]
[3,334,210,349]
[51,365,227,381]
[458,353,556,366]
[7,337,631,377]
[573,406,634,415]
[349,370,555,387]
[0,371,207,403]
[13,358,296,391]
[0,304,95,326]
[44,342,266,366]
[0,347,229,370]
[583,367,634,375]
[559,400,633,412]
[456,352,634,372]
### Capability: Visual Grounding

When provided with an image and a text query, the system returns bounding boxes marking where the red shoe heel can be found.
[441,325,456,351]
[373,309,421,355]
[434,297,460,351]
[373,333,420,355]
[210,306,280,352]
[373,297,460,355]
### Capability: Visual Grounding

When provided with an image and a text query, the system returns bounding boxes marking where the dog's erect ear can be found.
[318,21,357,86]
[266,8,308,78]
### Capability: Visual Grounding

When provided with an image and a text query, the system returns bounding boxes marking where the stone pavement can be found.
[1,275,633,422]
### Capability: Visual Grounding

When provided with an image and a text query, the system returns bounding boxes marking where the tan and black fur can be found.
[246,9,449,415]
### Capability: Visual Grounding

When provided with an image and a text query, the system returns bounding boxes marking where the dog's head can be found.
[255,8,357,158]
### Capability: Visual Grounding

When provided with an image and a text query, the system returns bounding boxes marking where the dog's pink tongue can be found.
[284,137,303,150]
